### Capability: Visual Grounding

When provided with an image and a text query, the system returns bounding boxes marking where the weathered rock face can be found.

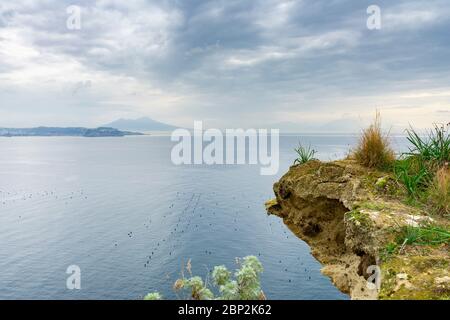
[266,160,449,300]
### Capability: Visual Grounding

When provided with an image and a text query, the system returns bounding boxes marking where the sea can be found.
[0,134,409,299]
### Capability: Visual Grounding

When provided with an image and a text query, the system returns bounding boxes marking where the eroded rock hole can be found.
[357,254,377,280]
[304,222,322,236]
[293,197,348,247]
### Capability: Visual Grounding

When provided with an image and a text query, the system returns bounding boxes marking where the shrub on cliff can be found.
[354,112,395,170]
[293,143,317,165]
[428,166,450,216]
[397,123,449,213]
[393,157,430,198]
[405,123,450,166]
[144,255,265,300]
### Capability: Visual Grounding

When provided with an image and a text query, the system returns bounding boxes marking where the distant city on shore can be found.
[0,117,177,137]
[0,127,143,137]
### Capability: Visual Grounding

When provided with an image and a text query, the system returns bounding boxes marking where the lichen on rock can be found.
[266,159,449,300]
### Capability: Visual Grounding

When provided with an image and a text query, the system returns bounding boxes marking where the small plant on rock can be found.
[293,143,317,165]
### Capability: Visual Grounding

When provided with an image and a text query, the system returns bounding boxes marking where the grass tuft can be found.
[394,157,430,198]
[395,225,450,246]
[405,123,450,166]
[428,166,450,216]
[293,143,317,165]
[353,112,395,169]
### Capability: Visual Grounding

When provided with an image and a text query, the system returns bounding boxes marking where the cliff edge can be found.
[266,159,449,300]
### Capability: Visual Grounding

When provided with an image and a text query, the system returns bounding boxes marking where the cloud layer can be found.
[1,0,449,131]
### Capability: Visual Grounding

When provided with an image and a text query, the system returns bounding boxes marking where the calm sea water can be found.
[0,134,409,300]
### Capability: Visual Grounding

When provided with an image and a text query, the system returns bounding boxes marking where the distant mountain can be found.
[317,118,367,133]
[0,127,142,137]
[103,117,177,132]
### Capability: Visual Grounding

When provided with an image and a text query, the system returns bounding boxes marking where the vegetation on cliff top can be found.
[349,114,449,217]
[285,115,449,299]
[293,112,448,218]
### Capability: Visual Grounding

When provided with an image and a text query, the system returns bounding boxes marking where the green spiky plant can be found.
[293,143,317,165]
[393,158,430,199]
[395,225,450,246]
[395,123,450,214]
[405,123,450,165]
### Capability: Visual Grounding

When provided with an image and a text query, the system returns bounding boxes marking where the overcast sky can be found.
[0,0,449,131]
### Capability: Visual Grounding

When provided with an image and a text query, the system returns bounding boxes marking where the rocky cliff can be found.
[266,160,449,300]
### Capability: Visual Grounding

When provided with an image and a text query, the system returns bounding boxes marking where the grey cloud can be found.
[72,80,92,96]
[0,0,449,129]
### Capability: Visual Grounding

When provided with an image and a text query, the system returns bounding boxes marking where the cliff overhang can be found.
[266,160,449,300]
